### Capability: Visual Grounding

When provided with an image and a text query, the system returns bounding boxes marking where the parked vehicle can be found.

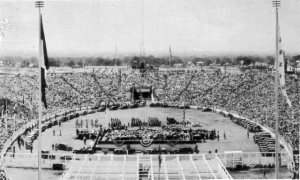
[73,147,94,154]
[129,103,139,108]
[109,105,118,110]
[119,104,129,110]
[60,155,73,161]
[114,149,126,154]
[178,147,193,154]
[54,143,73,151]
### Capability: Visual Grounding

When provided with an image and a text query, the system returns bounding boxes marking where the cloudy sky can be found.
[0,0,300,57]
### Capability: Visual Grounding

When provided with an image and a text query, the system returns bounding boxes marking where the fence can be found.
[217,152,292,170]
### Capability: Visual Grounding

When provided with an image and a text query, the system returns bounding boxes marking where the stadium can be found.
[0,0,299,180]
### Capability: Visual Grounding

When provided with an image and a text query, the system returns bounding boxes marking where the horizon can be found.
[0,0,300,57]
[0,51,289,59]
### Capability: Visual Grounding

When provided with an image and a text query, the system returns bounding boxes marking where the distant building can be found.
[286,65,294,72]
[15,62,21,68]
[174,63,183,68]
[187,62,195,67]
[196,61,204,66]
[0,61,4,67]
[28,63,35,68]
[255,62,267,67]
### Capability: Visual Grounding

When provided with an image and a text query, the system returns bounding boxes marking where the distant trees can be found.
[66,60,75,67]
[49,57,61,67]
[234,56,265,66]
[292,55,300,61]
[0,54,288,68]
[266,56,275,65]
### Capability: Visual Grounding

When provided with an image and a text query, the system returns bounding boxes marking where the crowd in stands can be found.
[0,67,299,155]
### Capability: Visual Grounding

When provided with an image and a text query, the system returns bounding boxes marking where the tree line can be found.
[0,54,299,68]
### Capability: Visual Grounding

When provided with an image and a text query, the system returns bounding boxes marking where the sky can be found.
[0,0,300,57]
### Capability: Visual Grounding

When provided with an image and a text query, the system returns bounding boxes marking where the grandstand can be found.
[0,0,299,179]
[0,67,298,179]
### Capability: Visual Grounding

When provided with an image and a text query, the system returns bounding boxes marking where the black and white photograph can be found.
[0,0,299,179]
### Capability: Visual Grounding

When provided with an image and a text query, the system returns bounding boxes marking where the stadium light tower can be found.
[272,0,280,179]
[35,1,44,13]
[35,1,44,180]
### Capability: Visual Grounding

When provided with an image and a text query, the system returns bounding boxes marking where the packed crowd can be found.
[0,67,299,154]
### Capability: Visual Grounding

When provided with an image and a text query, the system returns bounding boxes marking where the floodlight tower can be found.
[35,1,44,180]
[272,0,280,179]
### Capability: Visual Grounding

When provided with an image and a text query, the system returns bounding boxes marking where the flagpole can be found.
[35,1,44,180]
[272,1,280,179]
[5,100,7,133]
[14,113,16,132]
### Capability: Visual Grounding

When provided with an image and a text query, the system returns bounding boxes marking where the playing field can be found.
[5,107,277,180]
[12,107,262,155]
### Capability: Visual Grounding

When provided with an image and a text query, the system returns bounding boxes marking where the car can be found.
[127,149,136,154]
[42,125,47,132]
[73,147,94,154]
[155,148,167,154]
[88,110,96,114]
[178,147,193,154]
[129,103,139,108]
[139,101,146,107]
[109,105,118,110]
[60,155,73,161]
[54,143,73,151]
[97,107,106,112]
[47,122,53,128]
[42,154,56,159]
[119,104,128,110]
[169,149,180,154]
[114,149,126,155]
[25,141,32,150]
[144,149,155,154]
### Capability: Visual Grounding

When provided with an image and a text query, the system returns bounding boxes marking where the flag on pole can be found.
[5,100,8,130]
[5,102,7,131]
[169,45,172,60]
[40,15,49,109]
[13,104,17,132]
[5,112,7,131]
[151,86,155,103]
[183,102,186,123]
[118,68,122,87]
[158,144,162,168]
[278,28,292,108]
